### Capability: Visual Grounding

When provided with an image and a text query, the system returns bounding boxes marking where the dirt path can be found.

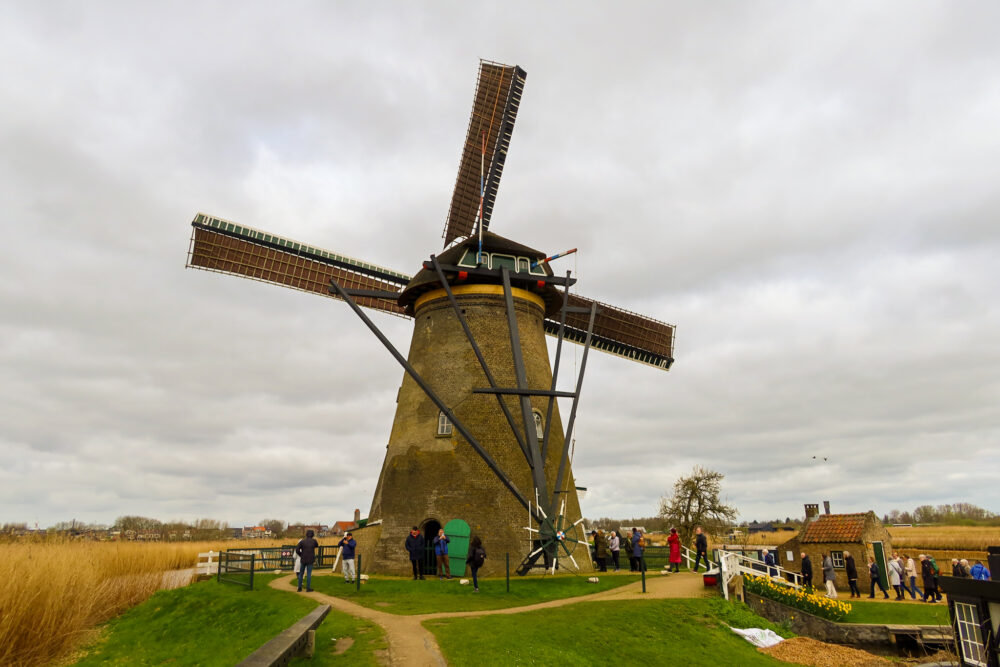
[270,571,712,666]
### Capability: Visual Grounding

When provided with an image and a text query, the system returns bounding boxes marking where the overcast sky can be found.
[2,2,998,529]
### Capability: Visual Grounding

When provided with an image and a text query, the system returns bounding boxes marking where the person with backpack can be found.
[434,528,452,579]
[466,536,486,592]
[928,555,942,601]
[631,528,645,572]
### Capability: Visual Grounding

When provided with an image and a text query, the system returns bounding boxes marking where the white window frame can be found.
[830,551,845,568]
[532,410,544,440]
[437,411,453,437]
[954,601,988,667]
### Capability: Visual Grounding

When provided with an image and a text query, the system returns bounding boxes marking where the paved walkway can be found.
[270,570,714,666]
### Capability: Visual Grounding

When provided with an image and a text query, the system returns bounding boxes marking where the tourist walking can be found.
[823,552,838,598]
[928,555,941,600]
[295,529,319,592]
[904,554,924,600]
[630,528,645,572]
[888,554,904,599]
[594,530,608,572]
[800,553,813,589]
[692,526,709,573]
[405,526,425,580]
[844,551,860,598]
[667,528,681,572]
[920,555,938,602]
[763,549,777,577]
[336,531,357,583]
[970,560,991,581]
[608,530,621,571]
[466,536,486,592]
[434,528,452,579]
[868,556,889,599]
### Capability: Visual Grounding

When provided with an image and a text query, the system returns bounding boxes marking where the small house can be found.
[777,504,893,592]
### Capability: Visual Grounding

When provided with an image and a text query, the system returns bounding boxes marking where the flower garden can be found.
[743,575,852,622]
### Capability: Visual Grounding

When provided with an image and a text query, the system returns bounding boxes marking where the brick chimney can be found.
[353,508,361,526]
[804,503,819,523]
[823,500,831,515]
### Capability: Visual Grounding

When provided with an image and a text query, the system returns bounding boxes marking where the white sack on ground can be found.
[729,627,784,648]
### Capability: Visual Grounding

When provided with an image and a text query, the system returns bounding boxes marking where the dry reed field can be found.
[887,525,999,551]
[0,538,285,667]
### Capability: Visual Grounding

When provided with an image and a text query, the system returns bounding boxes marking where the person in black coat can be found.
[844,551,860,598]
[405,526,425,580]
[800,552,813,589]
[693,526,709,573]
[868,556,890,599]
[295,529,319,592]
[920,555,937,603]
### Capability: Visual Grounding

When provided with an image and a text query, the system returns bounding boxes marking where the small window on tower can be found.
[532,410,544,439]
[437,411,453,437]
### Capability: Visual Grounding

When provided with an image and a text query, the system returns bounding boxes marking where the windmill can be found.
[186,61,675,576]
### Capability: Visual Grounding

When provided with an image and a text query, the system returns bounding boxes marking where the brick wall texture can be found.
[359,286,591,576]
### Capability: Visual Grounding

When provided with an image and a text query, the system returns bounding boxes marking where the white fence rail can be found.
[196,550,219,575]
[717,549,802,600]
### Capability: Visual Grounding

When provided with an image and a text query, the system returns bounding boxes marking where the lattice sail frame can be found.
[442,60,526,247]
[186,213,408,317]
[187,214,676,368]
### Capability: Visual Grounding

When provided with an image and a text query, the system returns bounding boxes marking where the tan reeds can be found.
[0,538,283,666]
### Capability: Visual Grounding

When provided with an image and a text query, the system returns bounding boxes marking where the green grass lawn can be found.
[288,609,386,666]
[425,597,792,665]
[843,599,951,625]
[73,575,383,666]
[308,571,641,615]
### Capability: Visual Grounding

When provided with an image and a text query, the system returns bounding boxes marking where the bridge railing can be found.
[717,549,803,600]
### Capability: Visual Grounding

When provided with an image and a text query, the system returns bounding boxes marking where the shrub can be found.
[743,574,851,622]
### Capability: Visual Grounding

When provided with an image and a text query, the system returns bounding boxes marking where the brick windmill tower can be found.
[186,61,675,575]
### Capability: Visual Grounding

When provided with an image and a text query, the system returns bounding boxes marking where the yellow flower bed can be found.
[743,574,852,622]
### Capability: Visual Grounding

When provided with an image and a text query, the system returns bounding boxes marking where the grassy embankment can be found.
[308,571,642,614]
[71,575,386,666]
[844,599,951,625]
[426,597,792,665]
[0,538,287,666]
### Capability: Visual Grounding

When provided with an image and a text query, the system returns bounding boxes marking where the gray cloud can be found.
[1,2,998,528]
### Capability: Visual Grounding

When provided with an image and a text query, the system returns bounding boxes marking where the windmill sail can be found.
[545,294,675,370]
[186,213,409,317]
[442,61,526,247]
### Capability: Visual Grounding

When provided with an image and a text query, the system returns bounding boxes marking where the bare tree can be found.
[658,466,738,548]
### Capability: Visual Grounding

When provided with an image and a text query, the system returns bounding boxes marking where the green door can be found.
[871,541,889,590]
[445,519,471,577]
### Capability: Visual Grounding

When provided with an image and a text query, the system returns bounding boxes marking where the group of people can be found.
[404,526,486,592]
[589,525,711,574]
[590,527,651,572]
[291,528,357,591]
[952,557,991,581]
[797,549,991,603]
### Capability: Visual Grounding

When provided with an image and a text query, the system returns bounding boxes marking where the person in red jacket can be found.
[667,528,682,572]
